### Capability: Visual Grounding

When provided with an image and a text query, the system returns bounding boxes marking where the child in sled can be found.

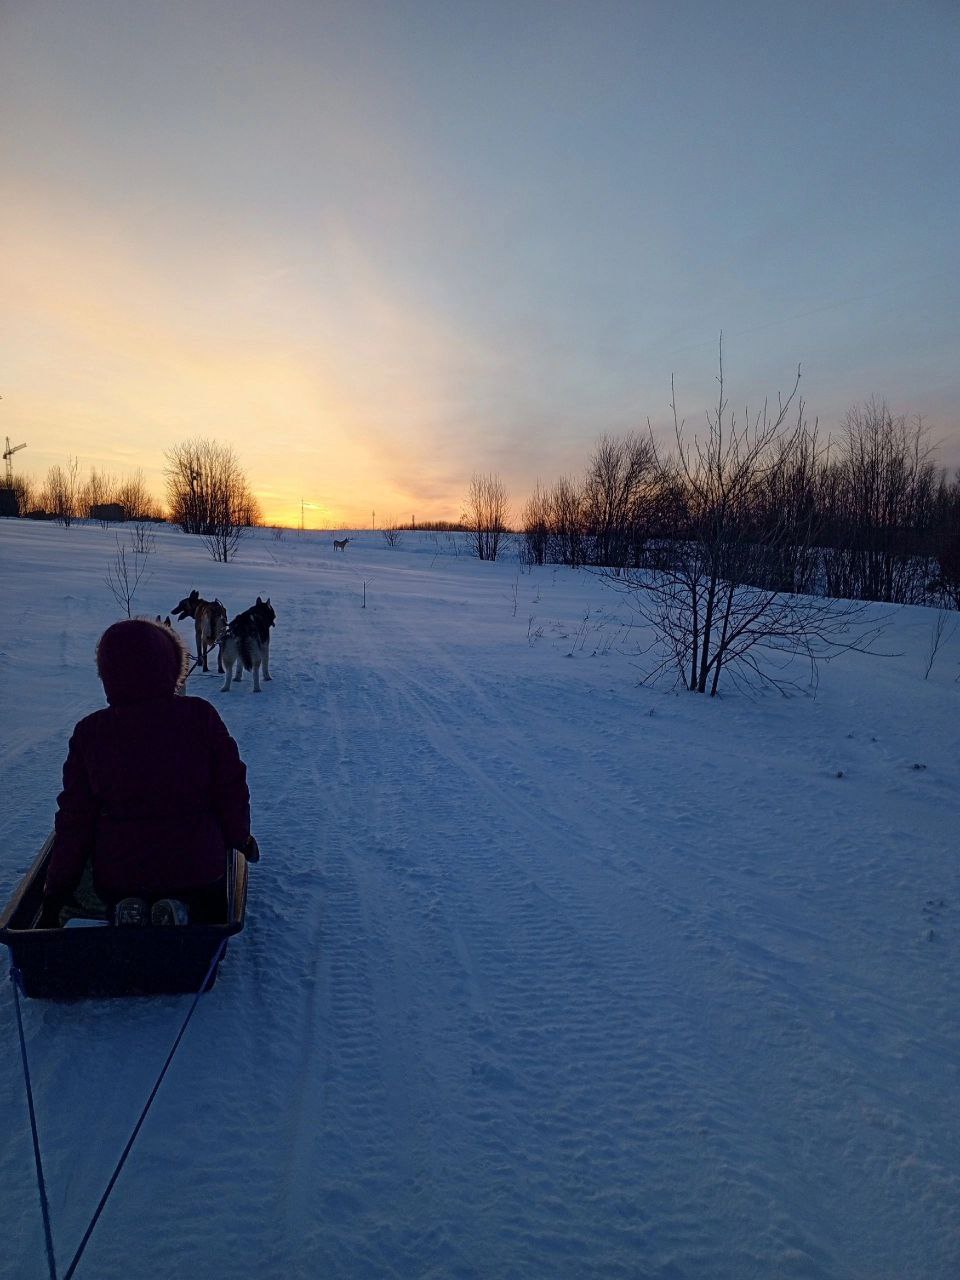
[42,618,259,928]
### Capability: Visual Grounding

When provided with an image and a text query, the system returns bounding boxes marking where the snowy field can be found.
[1,517,958,1280]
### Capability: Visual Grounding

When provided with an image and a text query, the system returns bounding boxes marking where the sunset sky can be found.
[2,0,958,527]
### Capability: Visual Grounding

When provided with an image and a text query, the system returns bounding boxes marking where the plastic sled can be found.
[0,833,247,999]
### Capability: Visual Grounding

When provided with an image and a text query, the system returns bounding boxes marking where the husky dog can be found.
[172,590,228,674]
[333,537,350,551]
[220,597,276,693]
[155,615,188,696]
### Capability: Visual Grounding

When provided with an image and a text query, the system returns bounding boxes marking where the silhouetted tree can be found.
[818,401,940,604]
[7,473,35,517]
[521,482,550,565]
[43,458,81,526]
[582,432,656,569]
[546,475,586,567]
[464,472,508,561]
[81,468,119,524]
[116,469,160,521]
[165,438,258,562]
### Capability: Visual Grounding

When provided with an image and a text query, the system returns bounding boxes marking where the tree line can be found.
[4,463,162,525]
[519,394,960,611]
[2,439,261,563]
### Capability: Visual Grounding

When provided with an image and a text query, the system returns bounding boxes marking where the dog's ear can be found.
[190,589,199,601]
[256,596,262,605]
[164,616,172,627]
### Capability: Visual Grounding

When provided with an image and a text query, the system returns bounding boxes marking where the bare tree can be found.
[463,472,508,561]
[382,526,403,547]
[43,458,81,526]
[521,482,550,566]
[116,469,159,521]
[819,403,941,604]
[609,345,881,695]
[7,473,35,516]
[546,475,587,567]
[165,439,258,562]
[81,468,120,524]
[582,432,657,569]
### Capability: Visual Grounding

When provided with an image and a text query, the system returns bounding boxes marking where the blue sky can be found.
[1,0,958,523]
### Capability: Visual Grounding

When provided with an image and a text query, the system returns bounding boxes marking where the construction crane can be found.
[4,436,27,487]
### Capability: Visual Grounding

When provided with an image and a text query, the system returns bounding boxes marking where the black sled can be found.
[0,833,247,999]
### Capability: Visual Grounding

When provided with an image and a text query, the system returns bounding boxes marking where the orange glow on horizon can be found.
[0,182,486,529]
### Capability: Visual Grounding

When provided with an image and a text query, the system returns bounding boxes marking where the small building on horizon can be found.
[89,502,126,522]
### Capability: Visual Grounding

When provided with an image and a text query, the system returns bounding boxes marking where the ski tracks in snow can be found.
[4,526,960,1279]
[216,579,836,1278]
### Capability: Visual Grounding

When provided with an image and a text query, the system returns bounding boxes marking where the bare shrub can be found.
[105,532,152,618]
[923,608,957,680]
[607,345,882,696]
[130,520,155,555]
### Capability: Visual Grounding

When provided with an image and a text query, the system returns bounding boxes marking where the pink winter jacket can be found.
[45,619,250,900]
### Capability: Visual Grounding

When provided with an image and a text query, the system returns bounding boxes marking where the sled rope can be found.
[11,938,227,1280]
[11,969,58,1280]
[62,938,227,1280]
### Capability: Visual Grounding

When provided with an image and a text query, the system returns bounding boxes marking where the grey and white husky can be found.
[220,597,276,693]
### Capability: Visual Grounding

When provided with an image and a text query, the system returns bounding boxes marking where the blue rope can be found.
[11,936,227,1280]
[11,968,59,1280]
[62,938,227,1280]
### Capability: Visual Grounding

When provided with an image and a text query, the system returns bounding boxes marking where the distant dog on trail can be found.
[220,597,276,693]
[333,537,350,551]
[172,590,228,674]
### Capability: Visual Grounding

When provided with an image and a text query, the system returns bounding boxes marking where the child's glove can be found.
[241,834,261,863]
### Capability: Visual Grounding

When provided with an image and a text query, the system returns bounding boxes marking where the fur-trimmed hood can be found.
[96,618,191,705]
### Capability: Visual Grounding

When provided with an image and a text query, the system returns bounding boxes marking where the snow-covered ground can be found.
[1,518,958,1280]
